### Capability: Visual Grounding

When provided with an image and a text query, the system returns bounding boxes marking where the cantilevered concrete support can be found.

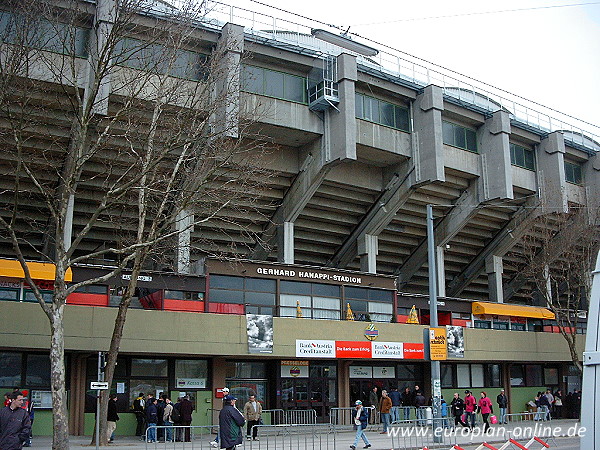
[446,197,540,297]
[277,222,294,265]
[478,110,513,201]
[486,255,504,303]
[537,131,568,213]
[584,151,600,224]
[436,246,446,297]
[84,0,116,115]
[251,54,358,262]
[358,234,378,274]
[175,210,193,274]
[329,85,445,269]
[213,23,244,138]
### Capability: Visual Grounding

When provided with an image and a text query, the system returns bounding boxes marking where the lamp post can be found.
[427,204,443,443]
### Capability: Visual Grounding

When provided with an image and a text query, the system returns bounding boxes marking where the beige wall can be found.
[0,303,583,362]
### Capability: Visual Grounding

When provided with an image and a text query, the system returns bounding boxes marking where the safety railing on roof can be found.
[201,0,599,153]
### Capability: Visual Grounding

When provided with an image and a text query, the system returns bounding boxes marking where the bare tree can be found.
[0,0,272,447]
[508,205,600,373]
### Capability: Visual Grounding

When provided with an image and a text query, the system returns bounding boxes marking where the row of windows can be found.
[355,93,410,131]
[242,65,307,103]
[510,365,559,387]
[0,352,51,388]
[440,363,501,388]
[510,143,536,171]
[442,121,478,152]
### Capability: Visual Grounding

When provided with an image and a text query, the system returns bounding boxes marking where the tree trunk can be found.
[49,303,70,449]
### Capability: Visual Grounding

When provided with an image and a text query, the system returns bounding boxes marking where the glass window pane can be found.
[524,150,535,170]
[0,288,19,300]
[245,278,276,293]
[280,293,310,307]
[164,290,185,300]
[0,352,22,386]
[175,360,208,379]
[345,287,368,299]
[313,309,340,320]
[395,106,410,131]
[442,121,454,145]
[312,283,340,297]
[487,364,501,387]
[466,129,477,152]
[280,281,311,295]
[210,289,244,304]
[471,364,484,387]
[226,361,266,379]
[347,299,366,312]
[131,359,168,377]
[26,354,51,387]
[457,364,470,388]
[525,365,543,386]
[380,102,395,127]
[242,65,264,94]
[369,289,393,302]
[280,306,297,317]
[515,147,525,167]
[454,126,466,149]
[284,74,305,103]
[245,292,276,305]
[210,275,243,290]
[369,97,380,123]
[510,365,525,387]
[129,380,167,405]
[355,93,364,118]
[441,364,453,388]
[265,70,285,98]
[544,368,559,385]
[312,296,339,309]
[368,302,392,313]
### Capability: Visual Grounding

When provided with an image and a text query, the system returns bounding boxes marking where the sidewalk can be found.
[29,419,582,449]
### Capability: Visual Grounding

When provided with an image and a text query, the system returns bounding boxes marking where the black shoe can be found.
[350,446,356,450]
[364,445,372,449]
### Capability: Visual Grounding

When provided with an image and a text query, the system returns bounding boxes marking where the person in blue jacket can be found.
[350,400,371,450]
[218,395,245,450]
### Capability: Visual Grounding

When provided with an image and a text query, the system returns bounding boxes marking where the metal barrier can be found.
[389,419,457,449]
[245,423,337,449]
[144,425,217,449]
[329,406,379,431]
[264,408,316,425]
[506,407,551,423]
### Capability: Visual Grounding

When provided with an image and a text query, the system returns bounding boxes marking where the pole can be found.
[580,250,600,449]
[96,352,103,450]
[427,204,442,443]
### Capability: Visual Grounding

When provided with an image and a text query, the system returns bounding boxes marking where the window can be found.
[486,364,502,387]
[544,367,559,386]
[511,322,526,331]
[493,321,509,330]
[525,365,543,386]
[510,365,525,386]
[564,161,583,184]
[0,352,21,386]
[510,143,535,170]
[242,65,307,103]
[210,275,276,315]
[345,287,394,322]
[355,93,410,131]
[444,364,501,388]
[440,364,454,388]
[164,290,204,301]
[175,360,208,379]
[25,354,51,387]
[442,121,478,152]
[131,359,168,377]
[474,320,491,329]
[115,38,208,81]
[280,281,341,320]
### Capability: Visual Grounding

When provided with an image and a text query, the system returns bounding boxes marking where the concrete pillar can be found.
[436,246,446,297]
[537,131,568,213]
[84,0,116,115]
[412,85,445,184]
[68,354,88,435]
[213,23,244,138]
[358,234,378,274]
[175,210,193,274]
[329,53,357,163]
[277,221,294,264]
[584,151,600,224]
[338,361,352,408]
[212,357,227,424]
[478,110,513,201]
[486,255,504,303]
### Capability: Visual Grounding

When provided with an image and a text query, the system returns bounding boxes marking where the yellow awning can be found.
[0,259,72,282]
[472,301,555,320]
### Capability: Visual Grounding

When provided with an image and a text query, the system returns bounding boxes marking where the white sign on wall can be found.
[372,342,404,359]
[373,366,396,379]
[349,366,373,378]
[176,378,206,389]
[296,340,335,358]
[280,361,309,378]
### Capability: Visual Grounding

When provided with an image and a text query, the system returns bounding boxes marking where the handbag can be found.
[490,415,498,424]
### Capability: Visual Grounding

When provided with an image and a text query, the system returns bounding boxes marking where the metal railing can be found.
[200,0,599,152]
[329,406,380,431]
[261,408,317,425]
[388,419,457,449]
[245,423,337,449]
[144,425,217,449]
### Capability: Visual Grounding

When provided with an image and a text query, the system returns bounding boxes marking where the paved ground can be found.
[29,419,582,449]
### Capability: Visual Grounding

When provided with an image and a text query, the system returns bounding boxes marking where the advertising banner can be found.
[429,327,448,360]
[446,325,465,358]
[296,340,336,358]
[335,341,372,358]
[246,314,274,353]
[372,342,404,359]
[296,340,424,359]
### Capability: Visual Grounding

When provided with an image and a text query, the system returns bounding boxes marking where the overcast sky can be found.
[228,0,600,134]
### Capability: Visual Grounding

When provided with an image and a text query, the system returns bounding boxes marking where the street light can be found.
[311,29,379,56]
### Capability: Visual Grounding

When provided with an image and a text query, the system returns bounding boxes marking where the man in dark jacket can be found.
[179,395,194,442]
[132,393,145,438]
[496,389,508,424]
[145,398,158,443]
[107,393,119,442]
[414,390,426,426]
[388,387,401,424]
[219,395,245,450]
[450,393,467,428]
[0,392,32,450]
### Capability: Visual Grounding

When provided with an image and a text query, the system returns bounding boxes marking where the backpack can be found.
[171,403,181,423]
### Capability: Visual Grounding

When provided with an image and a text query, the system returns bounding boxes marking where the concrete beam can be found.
[478,110,513,201]
[584,151,600,224]
[538,131,568,213]
[437,246,446,297]
[397,180,480,285]
[486,255,504,303]
[277,222,294,264]
[358,234,378,274]
[446,197,540,297]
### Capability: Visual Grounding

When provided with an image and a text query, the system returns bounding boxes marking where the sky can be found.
[225,0,600,136]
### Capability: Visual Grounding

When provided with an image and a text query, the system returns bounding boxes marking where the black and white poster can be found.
[246,314,274,353]
[446,325,464,358]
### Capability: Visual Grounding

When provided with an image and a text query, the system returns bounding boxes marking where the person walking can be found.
[450,393,467,429]
[496,389,508,424]
[107,393,119,443]
[243,394,262,441]
[379,390,392,433]
[464,391,477,429]
[179,395,194,442]
[0,392,31,450]
[145,397,158,443]
[132,393,146,438]
[349,400,371,450]
[163,397,174,442]
[544,389,554,420]
[478,392,493,432]
[388,387,401,424]
[368,387,379,424]
[219,395,245,450]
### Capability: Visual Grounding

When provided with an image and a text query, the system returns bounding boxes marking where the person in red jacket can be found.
[464,391,477,430]
[478,392,493,432]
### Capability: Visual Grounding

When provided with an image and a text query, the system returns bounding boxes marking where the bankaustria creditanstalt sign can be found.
[295,340,424,359]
